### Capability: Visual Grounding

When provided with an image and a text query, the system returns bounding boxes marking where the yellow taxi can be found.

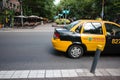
[52,20,120,58]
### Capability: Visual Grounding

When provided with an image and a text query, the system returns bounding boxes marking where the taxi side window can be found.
[105,23,120,36]
[83,22,103,34]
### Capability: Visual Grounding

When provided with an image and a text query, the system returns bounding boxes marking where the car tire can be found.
[68,45,84,58]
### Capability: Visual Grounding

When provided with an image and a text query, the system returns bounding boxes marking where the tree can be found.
[57,0,96,19]
[22,0,55,19]
[56,0,120,21]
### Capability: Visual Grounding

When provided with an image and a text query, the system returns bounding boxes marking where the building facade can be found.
[2,0,20,12]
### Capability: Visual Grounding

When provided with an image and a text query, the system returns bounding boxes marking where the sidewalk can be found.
[0,68,120,80]
[0,23,55,32]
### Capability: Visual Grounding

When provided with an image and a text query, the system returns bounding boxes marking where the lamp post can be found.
[20,0,23,27]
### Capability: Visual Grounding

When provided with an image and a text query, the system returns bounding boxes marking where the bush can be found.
[55,19,70,24]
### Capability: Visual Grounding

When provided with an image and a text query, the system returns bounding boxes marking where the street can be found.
[0,24,120,80]
[0,31,120,70]
[0,0,120,79]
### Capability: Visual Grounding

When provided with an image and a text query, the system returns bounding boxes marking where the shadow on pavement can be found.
[49,48,120,58]
[83,52,120,57]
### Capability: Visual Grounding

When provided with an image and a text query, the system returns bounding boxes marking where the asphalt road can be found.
[0,31,120,70]
[0,29,120,80]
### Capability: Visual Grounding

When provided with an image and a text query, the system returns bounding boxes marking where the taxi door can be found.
[81,22,105,51]
[104,22,120,53]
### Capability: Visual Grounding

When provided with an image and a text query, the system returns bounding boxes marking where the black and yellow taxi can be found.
[52,20,120,58]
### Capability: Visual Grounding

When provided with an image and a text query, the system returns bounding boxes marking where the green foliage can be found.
[0,15,3,24]
[57,0,97,19]
[22,0,55,20]
[55,19,70,24]
[57,0,120,21]
[0,12,4,24]
[17,0,120,21]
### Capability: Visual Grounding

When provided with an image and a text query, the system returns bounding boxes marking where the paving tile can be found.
[6,71,15,75]
[28,70,38,78]
[21,70,29,74]
[0,71,8,75]
[61,70,70,77]
[75,69,84,73]
[95,70,104,76]
[62,73,70,77]
[98,69,111,76]
[0,75,3,78]
[11,71,23,78]
[1,75,12,79]
[19,71,30,78]
[46,70,53,74]
[69,73,78,77]
[19,74,29,78]
[54,74,62,77]
[37,70,45,74]
[0,71,15,79]
[106,69,120,76]
[53,70,61,74]
[13,71,23,75]
[46,73,54,78]
[46,70,54,78]
[83,69,94,76]
[68,69,76,73]
[53,70,62,77]
[29,70,38,74]
[36,73,45,78]
[77,72,87,76]
[11,74,20,78]
[61,70,69,74]
[28,75,37,78]
[68,70,78,77]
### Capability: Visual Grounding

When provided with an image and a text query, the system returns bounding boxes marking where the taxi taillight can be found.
[54,32,60,39]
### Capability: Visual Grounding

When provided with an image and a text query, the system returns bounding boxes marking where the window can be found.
[83,22,103,34]
[65,20,80,30]
[105,23,120,36]
[75,25,82,33]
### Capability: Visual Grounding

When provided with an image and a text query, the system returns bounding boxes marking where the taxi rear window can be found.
[65,20,80,30]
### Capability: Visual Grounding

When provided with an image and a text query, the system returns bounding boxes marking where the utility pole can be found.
[101,0,104,19]
[20,0,23,27]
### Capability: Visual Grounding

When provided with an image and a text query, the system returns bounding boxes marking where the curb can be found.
[0,68,120,79]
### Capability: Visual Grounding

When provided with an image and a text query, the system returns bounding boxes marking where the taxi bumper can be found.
[51,38,72,52]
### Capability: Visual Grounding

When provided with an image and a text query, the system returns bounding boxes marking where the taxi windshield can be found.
[65,20,80,30]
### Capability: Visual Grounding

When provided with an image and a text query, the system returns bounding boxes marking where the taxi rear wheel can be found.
[68,45,83,58]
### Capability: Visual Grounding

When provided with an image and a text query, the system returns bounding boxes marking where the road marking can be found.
[0,69,120,79]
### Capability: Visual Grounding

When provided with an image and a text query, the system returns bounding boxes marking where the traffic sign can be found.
[62,10,70,14]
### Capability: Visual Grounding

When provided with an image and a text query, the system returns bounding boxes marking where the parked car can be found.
[51,20,120,58]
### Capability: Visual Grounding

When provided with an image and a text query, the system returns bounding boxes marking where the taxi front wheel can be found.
[68,45,84,58]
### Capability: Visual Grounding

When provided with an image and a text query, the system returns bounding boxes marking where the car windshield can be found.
[65,20,80,30]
